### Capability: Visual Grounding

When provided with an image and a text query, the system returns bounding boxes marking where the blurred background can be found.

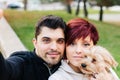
[0,0,120,77]
[0,0,120,22]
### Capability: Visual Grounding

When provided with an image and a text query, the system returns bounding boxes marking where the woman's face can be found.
[66,36,94,72]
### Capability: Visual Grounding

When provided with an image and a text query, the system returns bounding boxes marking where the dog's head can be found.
[79,46,118,76]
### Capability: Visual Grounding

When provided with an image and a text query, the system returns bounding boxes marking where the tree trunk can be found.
[83,0,88,18]
[65,0,72,14]
[67,4,72,14]
[99,5,103,21]
[75,0,81,16]
[24,0,27,10]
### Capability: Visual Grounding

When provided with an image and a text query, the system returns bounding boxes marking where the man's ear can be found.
[32,38,37,48]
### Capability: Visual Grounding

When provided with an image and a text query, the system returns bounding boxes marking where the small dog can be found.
[79,46,118,80]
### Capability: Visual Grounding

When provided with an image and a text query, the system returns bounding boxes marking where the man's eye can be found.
[57,39,65,44]
[42,39,50,43]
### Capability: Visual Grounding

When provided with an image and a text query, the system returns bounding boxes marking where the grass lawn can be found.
[4,9,120,77]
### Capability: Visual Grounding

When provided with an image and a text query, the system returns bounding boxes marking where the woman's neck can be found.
[68,62,82,73]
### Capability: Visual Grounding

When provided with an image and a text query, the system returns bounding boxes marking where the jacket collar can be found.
[32,49,61,74]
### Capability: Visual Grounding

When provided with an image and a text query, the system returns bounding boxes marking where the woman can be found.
[48,18,119,80]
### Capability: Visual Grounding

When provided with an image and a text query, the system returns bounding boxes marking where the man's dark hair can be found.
[35,15,66,39]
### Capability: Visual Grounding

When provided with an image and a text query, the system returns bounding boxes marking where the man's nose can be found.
[50,42,57,50]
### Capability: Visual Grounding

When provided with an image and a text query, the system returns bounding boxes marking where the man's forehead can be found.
[39,27,65,38]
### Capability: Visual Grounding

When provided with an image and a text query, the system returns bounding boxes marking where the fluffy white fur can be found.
[79,46,118,80]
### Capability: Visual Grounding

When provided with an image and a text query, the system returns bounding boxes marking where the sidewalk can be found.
[0,16,27,58]
[88,14,120,22]
[79,14,120,26]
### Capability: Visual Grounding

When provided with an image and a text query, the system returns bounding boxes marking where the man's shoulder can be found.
[5,51,37,64]
[9,51,34,60]
[10,51,32,56]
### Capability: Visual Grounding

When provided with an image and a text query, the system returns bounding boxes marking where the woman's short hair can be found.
[66,18,99,45]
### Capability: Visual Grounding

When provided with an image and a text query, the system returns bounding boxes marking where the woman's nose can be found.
[76,46,83,54]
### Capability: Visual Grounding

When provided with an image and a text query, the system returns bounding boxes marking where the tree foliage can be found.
[89,0,120,7]
[96,0,114,7]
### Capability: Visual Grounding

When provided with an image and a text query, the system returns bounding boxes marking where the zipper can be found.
[43,63,52,75]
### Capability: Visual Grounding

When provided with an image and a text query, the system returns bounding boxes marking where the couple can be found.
[0,15,119,80]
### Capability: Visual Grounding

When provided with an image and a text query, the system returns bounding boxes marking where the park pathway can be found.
[0,16,27,58]
[88,14,120,25]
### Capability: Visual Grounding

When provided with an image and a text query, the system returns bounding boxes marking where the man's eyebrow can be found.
[42,37,49,38]
[42,37,50,39]
[42,37,65,40]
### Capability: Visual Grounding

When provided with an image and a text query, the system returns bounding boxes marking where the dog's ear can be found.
[91,46,118,69]
[99,47,118,69]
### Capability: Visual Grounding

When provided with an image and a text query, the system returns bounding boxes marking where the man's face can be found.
[33,27,65,67]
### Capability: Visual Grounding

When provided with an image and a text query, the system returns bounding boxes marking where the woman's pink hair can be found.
[66,18,99,45]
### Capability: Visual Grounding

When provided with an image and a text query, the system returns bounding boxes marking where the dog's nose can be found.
[81,63,87,68]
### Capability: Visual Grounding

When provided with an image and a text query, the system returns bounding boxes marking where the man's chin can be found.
[47,58,60,65]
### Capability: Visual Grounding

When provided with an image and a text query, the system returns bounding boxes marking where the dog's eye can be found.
[92,58,96,63]
[84,55,87,58]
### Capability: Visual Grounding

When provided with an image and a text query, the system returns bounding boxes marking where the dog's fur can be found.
[79,46,118,80]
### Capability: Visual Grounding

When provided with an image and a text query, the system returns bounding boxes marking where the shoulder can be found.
[8,51,34,61]
[10,51,32,57]
[49,65,68,80]
[49,73,64,80]
[49,61,71,80]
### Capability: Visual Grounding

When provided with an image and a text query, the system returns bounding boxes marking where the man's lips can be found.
[47,52,59,57]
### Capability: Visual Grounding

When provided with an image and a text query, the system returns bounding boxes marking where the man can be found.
[0,15,66,80]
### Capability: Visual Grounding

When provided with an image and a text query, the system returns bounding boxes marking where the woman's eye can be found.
[70,42,75,46]
[84,43,90,46]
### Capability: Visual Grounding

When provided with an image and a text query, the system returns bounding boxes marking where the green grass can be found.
[4,9,120,77]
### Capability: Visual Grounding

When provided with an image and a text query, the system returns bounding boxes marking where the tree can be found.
[83,0,88,18]
[99,4,103,21]
[65,0,73,14]
[75,0,88,17]
[96,0,114,21]
[23,0,27,10]
[75,0,81,16]
[112,0,120,5]
[88,0,117,21]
